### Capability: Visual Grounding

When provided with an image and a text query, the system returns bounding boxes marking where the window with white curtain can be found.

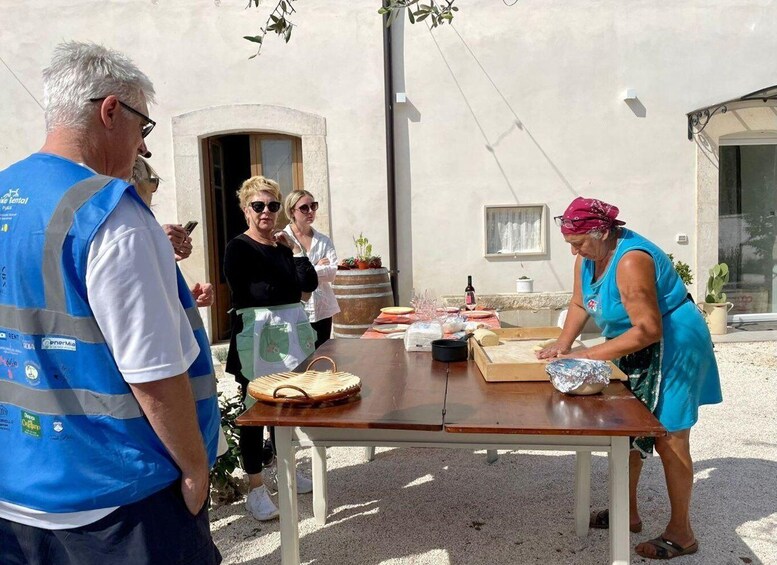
[484,204,547,257]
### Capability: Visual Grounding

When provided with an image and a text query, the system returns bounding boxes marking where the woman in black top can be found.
[224,175,317,521]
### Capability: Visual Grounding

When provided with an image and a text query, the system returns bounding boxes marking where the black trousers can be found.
[0,481,221,565]
[311,317,333,348]
[236,373,274,475]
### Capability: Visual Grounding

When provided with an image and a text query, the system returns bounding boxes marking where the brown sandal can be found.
[589,509,643,533]
[635,536,699,560]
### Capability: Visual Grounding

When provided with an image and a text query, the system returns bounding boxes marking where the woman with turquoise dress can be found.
[537,197,722,560]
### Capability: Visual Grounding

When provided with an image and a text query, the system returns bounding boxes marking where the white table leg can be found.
[608,437,630,565]
[486,449,498,464]
[364,446,375,461]
[312,445,328,525]
[574,450,592,537]
[275,427,300,565]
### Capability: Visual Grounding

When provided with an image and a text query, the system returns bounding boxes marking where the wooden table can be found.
[237,339,665,565]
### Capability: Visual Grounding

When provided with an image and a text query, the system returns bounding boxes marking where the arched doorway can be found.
[203,133,305,342]
[172,105,330,342]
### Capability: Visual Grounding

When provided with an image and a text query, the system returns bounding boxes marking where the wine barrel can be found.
[332,268,393,338]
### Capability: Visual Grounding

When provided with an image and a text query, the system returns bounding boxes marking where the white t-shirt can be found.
[0,194,199,529]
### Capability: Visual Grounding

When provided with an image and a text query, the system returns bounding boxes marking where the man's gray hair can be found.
[42,41,155,132]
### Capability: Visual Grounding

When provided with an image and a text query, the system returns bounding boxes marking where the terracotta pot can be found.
[356,259,370,270]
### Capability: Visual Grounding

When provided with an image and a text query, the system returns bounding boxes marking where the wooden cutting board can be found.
[471,327,627,382]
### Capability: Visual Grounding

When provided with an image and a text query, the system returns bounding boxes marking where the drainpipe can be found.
[382,9,400,306]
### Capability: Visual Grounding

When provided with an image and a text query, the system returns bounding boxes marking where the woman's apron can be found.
[235,303,316,407]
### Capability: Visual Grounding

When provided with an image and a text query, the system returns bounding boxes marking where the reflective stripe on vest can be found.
[0,373,216,418]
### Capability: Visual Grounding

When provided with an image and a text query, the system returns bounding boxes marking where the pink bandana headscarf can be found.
[558,197,626,235]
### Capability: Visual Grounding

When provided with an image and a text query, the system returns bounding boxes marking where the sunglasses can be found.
[295,201,319,214]
[90,97,156,138]
[249,201,282,213]
[553,215,605,229]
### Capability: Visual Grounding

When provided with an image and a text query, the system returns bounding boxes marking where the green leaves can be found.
[380,0,460,29]
[248,0,462,58]
[705,262,730,303]
[244,0,298,57]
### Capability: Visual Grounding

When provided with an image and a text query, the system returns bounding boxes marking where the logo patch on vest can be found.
[0,404,12,432]
[586,297,599,313]
[42,337,76,351]
[21,410,42,438]
[0,188,29,206]
[24,362,40,386]
[0,188,29,233]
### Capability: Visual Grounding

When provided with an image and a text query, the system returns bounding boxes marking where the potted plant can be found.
[353,233,381,270]
[338,257,357,270]
[700,262,733,335]
[515,275,533,293]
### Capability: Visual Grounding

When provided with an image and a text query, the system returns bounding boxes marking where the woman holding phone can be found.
[130,157,213,307]
[283,190,340,347]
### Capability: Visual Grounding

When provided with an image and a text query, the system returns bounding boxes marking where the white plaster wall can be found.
[3,0,777,309]
[0,0,389,274]
[395,0,777,299]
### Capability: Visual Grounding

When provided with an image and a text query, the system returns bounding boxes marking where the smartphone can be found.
[183,221,198,235]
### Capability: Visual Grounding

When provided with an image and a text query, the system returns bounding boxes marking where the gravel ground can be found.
[210,342,777,565]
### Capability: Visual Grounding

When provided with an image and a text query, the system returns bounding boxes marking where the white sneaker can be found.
[245,485,279,521]
[263,464,313,495]
[295,470,313,494]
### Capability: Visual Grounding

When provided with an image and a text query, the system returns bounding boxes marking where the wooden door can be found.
[203,138,232,342]
[249,134,304,230]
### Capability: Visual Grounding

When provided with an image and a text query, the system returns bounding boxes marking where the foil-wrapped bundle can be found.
[546,358,611,395]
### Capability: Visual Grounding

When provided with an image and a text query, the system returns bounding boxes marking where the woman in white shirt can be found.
[283,190,340,347]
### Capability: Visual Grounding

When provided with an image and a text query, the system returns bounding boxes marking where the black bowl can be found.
[431,339,468,362]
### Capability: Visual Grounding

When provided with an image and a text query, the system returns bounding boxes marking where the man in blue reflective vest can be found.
[0,42,221,564]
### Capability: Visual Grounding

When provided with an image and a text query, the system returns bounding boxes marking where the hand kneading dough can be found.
[473,329,500,346]
[532,338,557,352]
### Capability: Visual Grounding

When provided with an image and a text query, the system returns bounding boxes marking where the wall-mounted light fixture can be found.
[623,89,638,101]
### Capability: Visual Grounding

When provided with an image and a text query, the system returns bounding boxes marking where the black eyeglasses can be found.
[295,201,319,214]
[90,97,156,138]
[145,178,160,190]
[553,215,606,229]
[249,201,282,213]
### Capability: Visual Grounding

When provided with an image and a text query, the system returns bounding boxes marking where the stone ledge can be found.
[442,292,572,311]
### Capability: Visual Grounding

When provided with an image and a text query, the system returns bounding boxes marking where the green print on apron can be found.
[235,303,316,407]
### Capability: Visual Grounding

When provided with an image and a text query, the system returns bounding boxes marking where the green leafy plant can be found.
[352,233,383,268]
[667,254,694,286]
[245,0,468,57]
[353,233,371,261]
[704,262,729,304]
[518,275,531,280]
[209,392,244,505]
[378,0,459,28]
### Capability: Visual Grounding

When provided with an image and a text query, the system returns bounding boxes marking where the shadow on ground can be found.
[211,447,775,565]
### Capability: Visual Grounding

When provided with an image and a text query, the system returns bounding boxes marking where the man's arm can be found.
[130,374,209,515]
